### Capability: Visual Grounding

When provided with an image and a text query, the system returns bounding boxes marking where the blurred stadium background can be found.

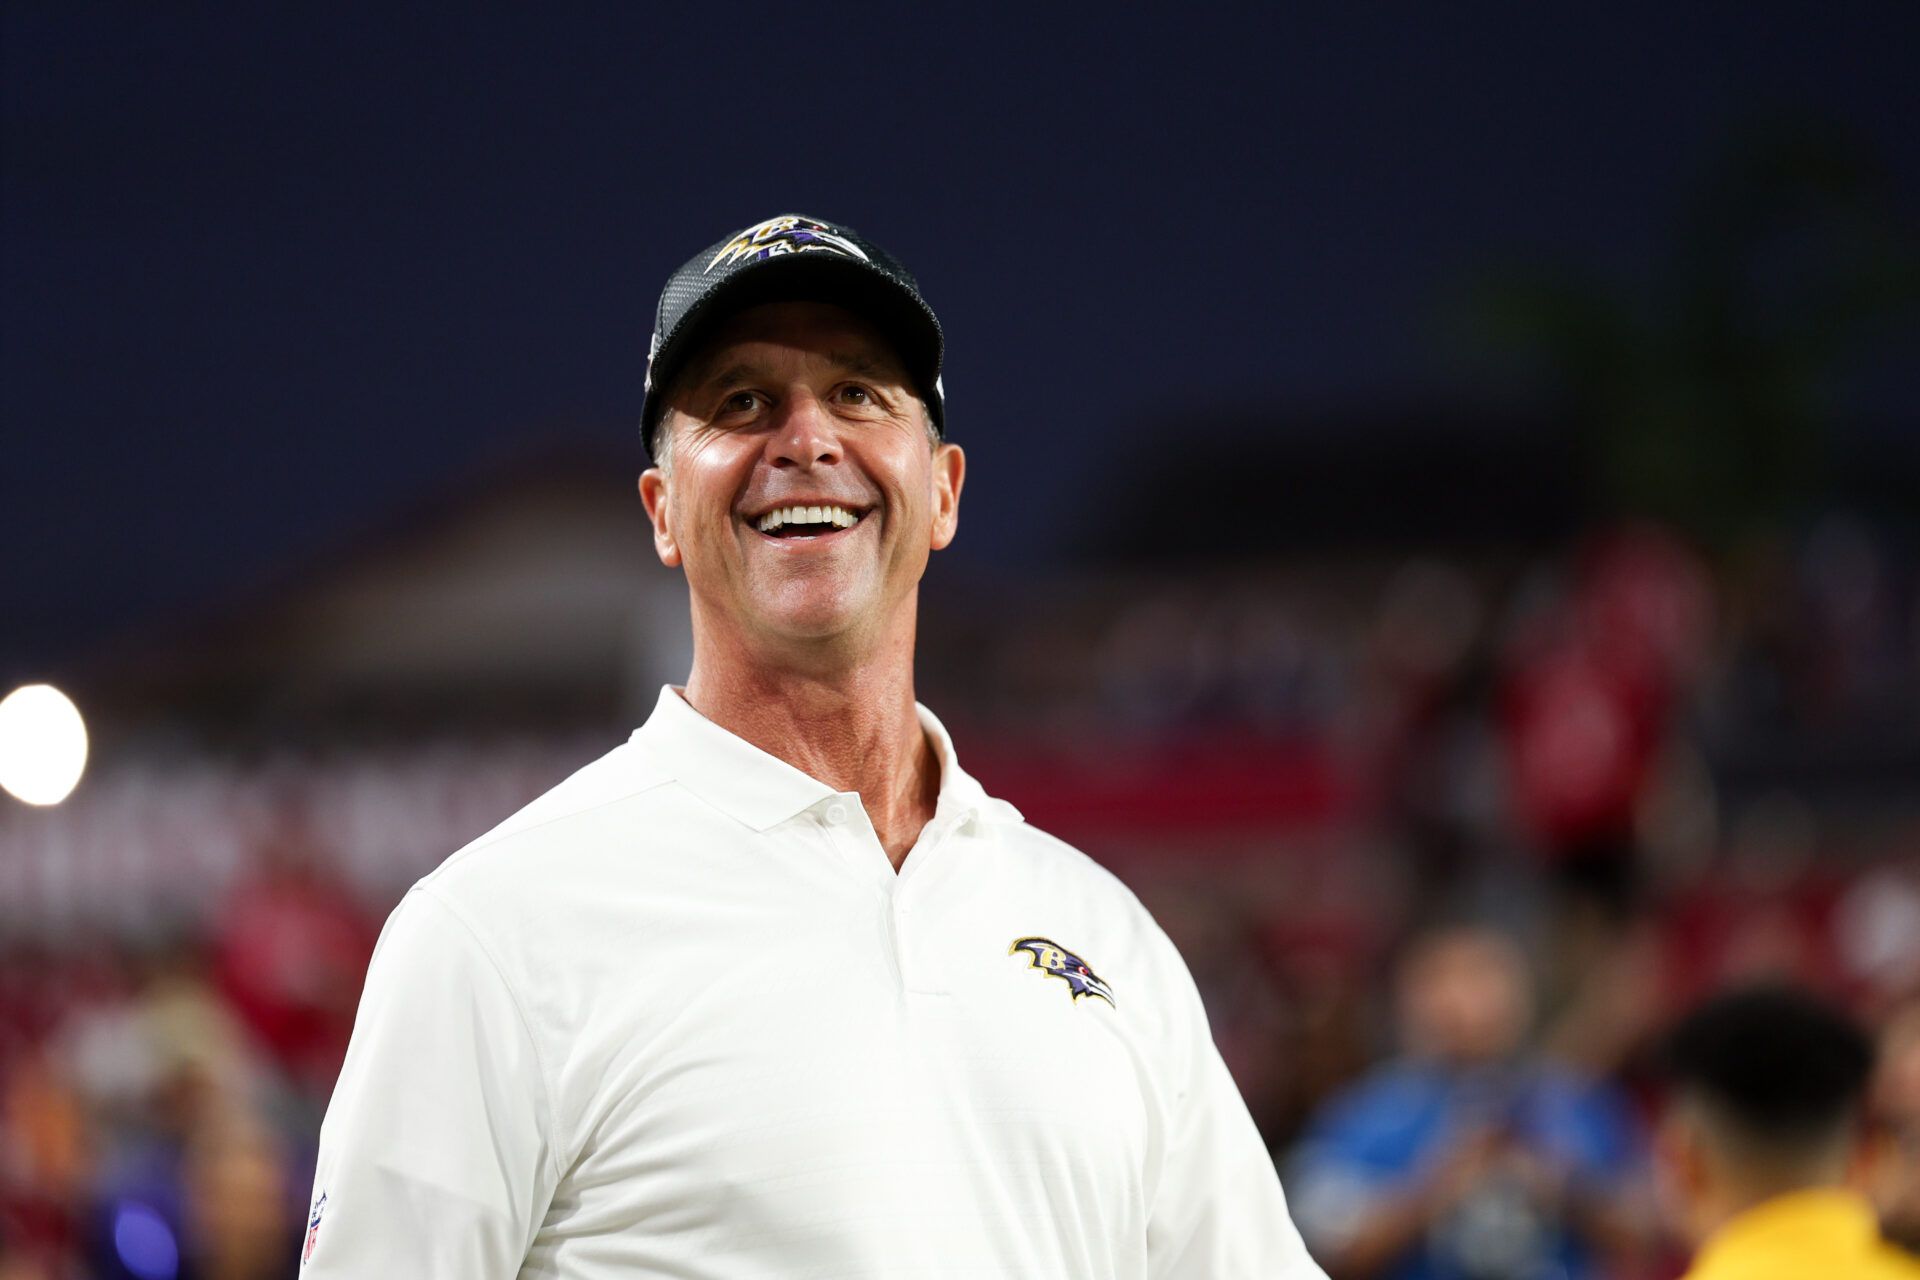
[4,7,1918,1279]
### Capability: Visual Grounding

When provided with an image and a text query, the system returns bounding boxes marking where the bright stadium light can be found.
[0,683,90,806]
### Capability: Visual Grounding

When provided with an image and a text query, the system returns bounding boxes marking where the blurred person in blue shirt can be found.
[1288,924,1649,1280]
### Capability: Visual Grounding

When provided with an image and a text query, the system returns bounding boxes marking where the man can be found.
[1868,1000,1920,1254]
[1287,923,1646,1280]
[302,214,1324,1277]
[1658,984,1920,1279]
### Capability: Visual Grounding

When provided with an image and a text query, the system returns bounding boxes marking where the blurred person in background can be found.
[1656,983,1919,1278]
[67,938,286,1280]
[177,1113,298,1280]
[0,935,299,1280]
[1288,923,1648,1280]
[1497,528,1712,926]
[1866,1001,1920,1256]
[210,806,374,1106]
[0,1040,90,1277]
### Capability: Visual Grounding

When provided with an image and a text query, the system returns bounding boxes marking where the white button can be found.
[824,802,850,825]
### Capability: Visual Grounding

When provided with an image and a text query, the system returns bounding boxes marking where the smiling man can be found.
[303,214,1324,1278]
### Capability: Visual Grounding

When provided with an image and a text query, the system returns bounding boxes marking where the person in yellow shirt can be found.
[1866,1001,1920,1255]
[1657,984,1920,1279]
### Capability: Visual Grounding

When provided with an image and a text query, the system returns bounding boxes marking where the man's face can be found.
[1397,930,1532,1065]
[639,301,964,652]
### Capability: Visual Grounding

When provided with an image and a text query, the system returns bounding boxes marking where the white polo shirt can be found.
[306,686,1324,1278]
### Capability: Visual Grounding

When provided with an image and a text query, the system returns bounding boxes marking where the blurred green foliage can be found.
[1461,116,1919,545]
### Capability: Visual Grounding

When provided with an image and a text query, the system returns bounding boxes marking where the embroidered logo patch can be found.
[302,1191,327,1266]
[706,215,870,273]
[1010,937,1115,1007]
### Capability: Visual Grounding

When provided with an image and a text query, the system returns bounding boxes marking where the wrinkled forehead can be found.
[674,300,914,394]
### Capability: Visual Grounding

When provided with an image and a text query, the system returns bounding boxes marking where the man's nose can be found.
[766,392,842,469]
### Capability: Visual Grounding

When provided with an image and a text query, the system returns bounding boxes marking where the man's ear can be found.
[928,442,965,551]
[638,468,681,568]
[1653,1106,1710,1242]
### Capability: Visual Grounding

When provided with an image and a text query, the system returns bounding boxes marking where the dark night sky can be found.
[4,4,1916,680]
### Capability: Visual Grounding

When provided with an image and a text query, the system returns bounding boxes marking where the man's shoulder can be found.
[416,736,677,899]
[1875,1242,1920,1279]
[993,816,1152,920]
[1680,1234,1920,1280]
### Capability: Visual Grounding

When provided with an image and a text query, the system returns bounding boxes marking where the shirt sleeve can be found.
[302,886,558,1277]
[1143,926,1328,1280]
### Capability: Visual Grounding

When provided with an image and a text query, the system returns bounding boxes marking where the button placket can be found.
[892,822,959,996]
[803,797,883,899]
[813,795,909,992]
[888,891,914,992]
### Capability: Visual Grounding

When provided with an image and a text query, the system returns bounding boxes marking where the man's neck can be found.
[1693,1151,1852,1245]
[681,616,939,872]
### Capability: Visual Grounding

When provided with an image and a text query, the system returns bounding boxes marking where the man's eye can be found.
[837,385,872,405]
[720,391,761,414]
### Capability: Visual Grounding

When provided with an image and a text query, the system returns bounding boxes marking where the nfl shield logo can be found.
[302,1192,327,1265]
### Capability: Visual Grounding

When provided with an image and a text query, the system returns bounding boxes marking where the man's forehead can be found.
[681,302,911,386]
[1406,930,1526,981]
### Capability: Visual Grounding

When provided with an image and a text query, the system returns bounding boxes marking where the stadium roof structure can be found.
[73,443,688,742]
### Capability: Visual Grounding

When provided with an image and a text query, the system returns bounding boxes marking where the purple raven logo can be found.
[706,215,870,273]
[1010,937,1115,1007]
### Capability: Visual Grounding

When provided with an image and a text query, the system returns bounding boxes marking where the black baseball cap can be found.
[639,213,946,460]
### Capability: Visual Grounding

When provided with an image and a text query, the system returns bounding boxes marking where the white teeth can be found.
[755,504,861,533]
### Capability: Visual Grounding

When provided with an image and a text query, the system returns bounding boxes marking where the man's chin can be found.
[745,584,875,644]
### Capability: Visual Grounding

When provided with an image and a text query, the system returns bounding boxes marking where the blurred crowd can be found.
[2,515,1918,1278]
[0,829,372,1279]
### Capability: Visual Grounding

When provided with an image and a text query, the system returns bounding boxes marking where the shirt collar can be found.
[633,685,1021,835]
[918,699,1024,834]
[1690,1188,1880,1276]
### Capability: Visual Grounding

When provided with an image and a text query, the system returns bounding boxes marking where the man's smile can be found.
[746,501,872,545]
